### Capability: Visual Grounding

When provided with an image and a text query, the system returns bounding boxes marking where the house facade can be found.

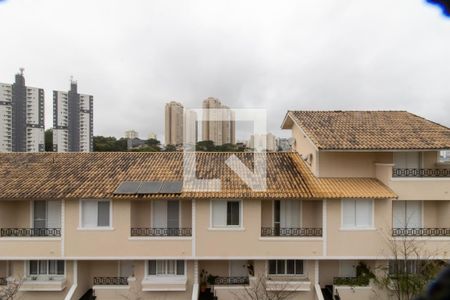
[0,110,448,300]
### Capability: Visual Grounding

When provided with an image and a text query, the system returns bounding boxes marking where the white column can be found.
[322,200,327,257]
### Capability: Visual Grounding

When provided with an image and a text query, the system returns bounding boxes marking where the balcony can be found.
[392,168,450,178]
[130,227,192,237]
[93,277,129,286]
[261,227,322,237]
[0,228,61,237]
[392,228,450,237]
[213,276,249,285]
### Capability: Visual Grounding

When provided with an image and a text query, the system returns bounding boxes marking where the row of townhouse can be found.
[0,110,448,300]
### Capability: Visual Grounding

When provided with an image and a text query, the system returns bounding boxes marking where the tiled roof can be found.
[283,111,450,150]
[0,152,395,200]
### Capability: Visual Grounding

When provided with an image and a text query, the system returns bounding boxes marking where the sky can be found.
[0,0,449,141]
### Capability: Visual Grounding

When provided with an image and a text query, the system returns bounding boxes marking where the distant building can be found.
[148,132,157,140]
[53,79,93,152]
[0,69,45,152]
[165,101,184,146]
[125,130,139,140]
[276,137,292,151]
[165,101,197,146]
[249,133,277,151]
[127,138,146,150]
[202,97,235,146]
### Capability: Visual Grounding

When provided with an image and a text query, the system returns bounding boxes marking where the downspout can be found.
[64,261,78,300]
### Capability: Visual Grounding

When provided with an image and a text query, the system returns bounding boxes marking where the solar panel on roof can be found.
[113,181,142,194]
[160,181,183,194]
[137,181,163,194]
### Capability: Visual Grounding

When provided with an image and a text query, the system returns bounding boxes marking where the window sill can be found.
[77,227,114,231]
[208,227,245,231]
[339,227,376,231]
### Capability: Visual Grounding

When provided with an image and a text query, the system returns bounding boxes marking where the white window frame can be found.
[145,260,187,278]
[267,260,304,276]
[150,200,182,229]
[340,199,375,230]
[30,200,62,229]
[26,260,66,279]
[78,199,113,230]
[209,199,244,230]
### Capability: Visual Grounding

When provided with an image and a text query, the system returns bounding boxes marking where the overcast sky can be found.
[0,0,449,141]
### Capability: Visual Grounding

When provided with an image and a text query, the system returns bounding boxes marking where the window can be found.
[29,260,64,276]
[394,152,421,169]
[393,201,422,228]
[152,200,180,229]
[211,200,241,228]
[81,200,111,228]
[273,200,301,229]
[33,200,61,229]
[268,260,303,275]
[389,260,423,276]
[342,199,373,229]
[147,260,185,276]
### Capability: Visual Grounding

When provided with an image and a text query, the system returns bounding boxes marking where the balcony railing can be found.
[214,276,249,285]
[392,227,450,237]
[261,227,322,237]
[130,227,192,237]
[93,277,128,286]
[392,168,450,178]
[0,278,7,285]
[0,228,61,237]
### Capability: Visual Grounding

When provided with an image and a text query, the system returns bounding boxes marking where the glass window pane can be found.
[212,200,227,227]
[39,260,48,275]
[156,261,165,275]
[167,260,176,274]
[57,261,65,275]
[148,261,156,275]
[49,260,57,275]
[295,260,303,274]
[268,260,277,274]
[342,200,356,228]
[167,201,180,229]
[82,200,98,228]
[97,201,110,227]
[286,260,295,274]
[29,261,38,275]
[227,201,240,226]
[176,260,185,275]
[277,260,285,274]
[274,201,280,223]
[33,201,47,228]
[355,200,372,227]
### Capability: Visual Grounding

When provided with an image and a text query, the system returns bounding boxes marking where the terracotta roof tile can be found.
[283,111,450,150]
[0,152,395,200]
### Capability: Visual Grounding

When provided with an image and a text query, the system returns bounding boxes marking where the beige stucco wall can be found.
[326,199,392,257]
[0,200,30,227]
[318,152,392,178]
[195,199,323,258]
[292,124,319,175]
[64,199,192,258]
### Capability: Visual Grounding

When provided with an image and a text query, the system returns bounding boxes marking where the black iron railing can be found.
[261,227,322,237]
[392,168,450,178]
[0,278,7,285]
[0,228,61,237]
[214,276,249,285]
[392,228,450,237]
[93,277,128,285]
[130,227,192,237]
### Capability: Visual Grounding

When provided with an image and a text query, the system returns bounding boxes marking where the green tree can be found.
[196,140,216,151]
[164,144,177,152]
[93,136,127,152]
[45,128,53,151]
